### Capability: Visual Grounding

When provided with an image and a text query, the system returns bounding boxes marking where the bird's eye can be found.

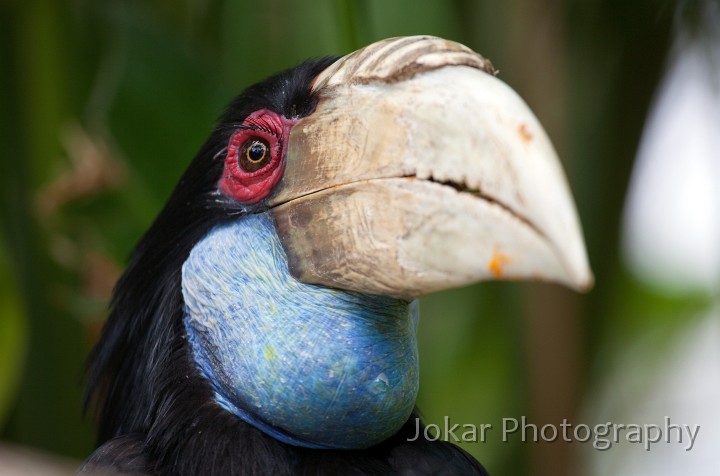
[239,139,270,172]
[220,109,298,204]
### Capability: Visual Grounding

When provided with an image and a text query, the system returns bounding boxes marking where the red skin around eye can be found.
[219,109,298,204]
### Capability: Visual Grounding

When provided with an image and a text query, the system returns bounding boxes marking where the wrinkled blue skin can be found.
[182,212,419,449]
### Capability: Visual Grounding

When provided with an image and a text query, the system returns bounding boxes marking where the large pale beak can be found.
[269,36,593,300]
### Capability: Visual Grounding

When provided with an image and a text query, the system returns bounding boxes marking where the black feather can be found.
[82,57,489,475]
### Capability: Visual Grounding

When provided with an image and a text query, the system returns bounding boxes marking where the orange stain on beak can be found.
[518,123,533,143]
[488,252,511,278]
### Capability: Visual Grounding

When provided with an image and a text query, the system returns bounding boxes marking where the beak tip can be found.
[571,271,595,293]
[563,249,595,292]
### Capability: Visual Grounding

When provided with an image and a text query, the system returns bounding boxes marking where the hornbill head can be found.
[83,36,591,474]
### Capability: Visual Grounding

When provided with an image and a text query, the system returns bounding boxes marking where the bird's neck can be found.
[181,212,419,449]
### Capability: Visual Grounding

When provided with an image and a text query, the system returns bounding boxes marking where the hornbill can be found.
[79,36,592,475]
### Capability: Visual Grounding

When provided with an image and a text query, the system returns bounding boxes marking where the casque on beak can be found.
[269,36,593,300]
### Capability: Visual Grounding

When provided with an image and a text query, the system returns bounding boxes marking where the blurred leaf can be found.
[0,236,28,428]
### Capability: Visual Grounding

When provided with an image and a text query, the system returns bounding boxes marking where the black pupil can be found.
[248,142,266,162]
[239,139,270,172]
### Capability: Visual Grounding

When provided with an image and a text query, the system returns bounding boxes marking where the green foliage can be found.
[0,235,28,429]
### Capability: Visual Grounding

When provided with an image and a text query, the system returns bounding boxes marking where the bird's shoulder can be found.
[77,435,150,476]
[76,431,489,476]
